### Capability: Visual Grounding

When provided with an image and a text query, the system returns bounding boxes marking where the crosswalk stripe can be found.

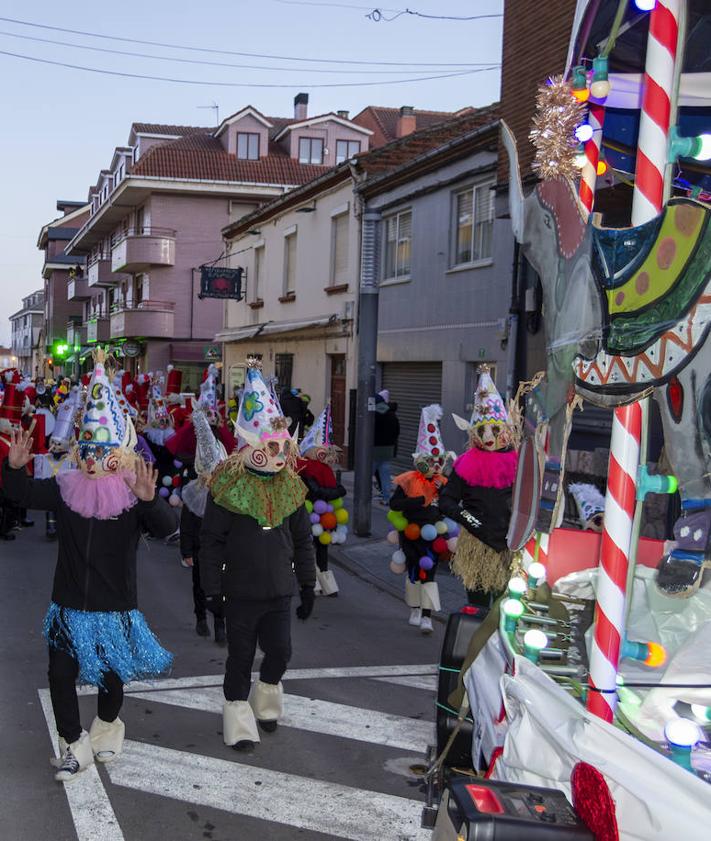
[373,675,438,691]
[129,686,433,753]
[108,739,431,841]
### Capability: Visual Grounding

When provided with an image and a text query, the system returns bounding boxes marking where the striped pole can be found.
[586,403,642,722]
[579,102,606,215]
[631,0,682,226]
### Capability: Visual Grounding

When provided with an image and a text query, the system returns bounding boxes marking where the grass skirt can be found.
[450,528,513,594]
[44,602,173,687]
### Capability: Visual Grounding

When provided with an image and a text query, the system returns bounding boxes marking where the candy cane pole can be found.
[579,102,606,215]
[586,402,642,722]
[631,0,682,226]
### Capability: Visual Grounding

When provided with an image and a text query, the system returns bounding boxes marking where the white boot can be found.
[89,716,125,763]
[408,607,422,626]
[316,569,339,597]
[54,731,94,782]
[223,700,259,749]
[314,578,324,595]
[249,680,283,733]
[50,736,68,768]
[421,581,441,612]
[420,615,434,634]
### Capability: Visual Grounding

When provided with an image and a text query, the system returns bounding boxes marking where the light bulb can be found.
[634,0,657,10]
[502,598,524,632]
[575,124,594,143]
[665,718,701,748]
[575,153,588,169]
[523,629,548,651]
[572,88,590,103]
[508,577,527,598]
[590,79,611,100]
[694,134,711,161]
[691,704,711,723]
[527,562,545,581]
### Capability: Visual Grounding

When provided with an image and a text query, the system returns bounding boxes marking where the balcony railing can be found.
[86,316,110,343]
[111,227,176,273]
[66,319,87,347]
[67,274,90,300]
[87,251,119,287]
[109,299,175,340]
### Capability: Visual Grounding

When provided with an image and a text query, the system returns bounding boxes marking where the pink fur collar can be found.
[56,470,138,520]
[453,447,518,489]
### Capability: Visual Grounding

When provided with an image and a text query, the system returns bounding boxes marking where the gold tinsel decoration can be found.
[529,75,586,181]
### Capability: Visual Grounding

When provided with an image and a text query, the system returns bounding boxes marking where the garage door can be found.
[381,362,443,473]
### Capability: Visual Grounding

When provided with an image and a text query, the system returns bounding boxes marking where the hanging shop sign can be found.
[199,266,243,300]
[123,340,142,358]
[204,344,221,361]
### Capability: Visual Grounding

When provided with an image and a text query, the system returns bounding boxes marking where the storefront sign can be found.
[199,266,243,300]
[123,340,142,358]
[204,344,221,361]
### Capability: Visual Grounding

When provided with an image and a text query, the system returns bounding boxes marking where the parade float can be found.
[429,2,711,839]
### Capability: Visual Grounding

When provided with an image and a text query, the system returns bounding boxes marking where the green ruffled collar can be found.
[211,468,307,528]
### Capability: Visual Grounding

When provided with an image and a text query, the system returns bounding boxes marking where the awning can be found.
[215,314,342,344]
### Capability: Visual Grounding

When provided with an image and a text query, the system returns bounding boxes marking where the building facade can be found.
[0,347,17,370]
[9,289,45,376]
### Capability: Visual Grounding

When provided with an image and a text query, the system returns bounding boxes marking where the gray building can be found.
[358,116,515,468]
[9,289,45,376]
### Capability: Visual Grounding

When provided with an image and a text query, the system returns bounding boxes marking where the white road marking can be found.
[108,740,431,841]
[38,689,125,841]
[373,675,438,692]
[129,686,433,753]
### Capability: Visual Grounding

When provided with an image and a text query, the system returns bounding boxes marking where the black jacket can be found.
[180,504,202,560]
[2,463,176,612]
[374,404,400,448]
[199,496,316,600]
[438,471,512,552]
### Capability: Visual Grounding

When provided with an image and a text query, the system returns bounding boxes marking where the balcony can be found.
[111,227,176,273]
[67,275,90,300]
[66,319,86,347]
[87,252,118,287]
[110,300,175,340]
[86,316,110,343]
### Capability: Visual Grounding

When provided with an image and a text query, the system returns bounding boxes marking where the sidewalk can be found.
[329,471,470,622]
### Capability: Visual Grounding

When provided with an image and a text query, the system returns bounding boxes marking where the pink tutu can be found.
[56,470,138,520]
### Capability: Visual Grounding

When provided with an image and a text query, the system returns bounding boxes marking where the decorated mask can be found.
[453,366,513,453]
[300,403,339,465]
[412,404,454,477]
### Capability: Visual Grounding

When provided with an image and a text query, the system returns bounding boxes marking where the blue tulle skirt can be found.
[43,602,173,687]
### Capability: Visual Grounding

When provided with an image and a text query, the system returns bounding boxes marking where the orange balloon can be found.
[404,523,421,541]
[320,512,338,531]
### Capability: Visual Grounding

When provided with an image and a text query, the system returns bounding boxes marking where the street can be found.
[1,509,447,841]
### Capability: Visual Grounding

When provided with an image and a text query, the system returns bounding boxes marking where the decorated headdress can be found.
[77,348,137,474]
[414,404,446,459]
[453,365,512,451]
[113,373,138,420]
[199,363,219,412]
[50,386,83,450]
[144,376,174,446]
[299,402,339,459]
[234,357,289,448]
[193,405,227,477]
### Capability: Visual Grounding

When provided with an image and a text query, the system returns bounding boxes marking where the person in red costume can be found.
[296,403,347,597]
[439,366,518,607]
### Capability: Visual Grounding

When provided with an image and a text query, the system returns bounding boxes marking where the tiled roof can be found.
[131,123,214,136]
[352,105,473,147]
[130,132,329,185]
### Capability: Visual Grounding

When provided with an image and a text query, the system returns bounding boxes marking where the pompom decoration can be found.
[318,532,332,545]
[394,515,408,532]
[169,494,181,507]
[310,513,321,525]
[390,558,407,575]
[173,460,183,469]
[386,510,398,525]
[335,508,349,525]
[404,523,421,541]
[387,530,399,545]
[435,520,448,535]
[419,555,434,571]
[433,537,448,554]
[419,569,427,581]
[443,517,457,533]
[313,499,328,515]
[159,487,170,498]
[162,476,172,487]
[421,524,437,542]
[305,500,313,514]
[172,475,181,487]
[447,537,458,553]
[447,522,460,537]
[529,75,586,180]
[320,512,337,531]
[326,504,334,513]
[332,498,344,509]
[311,524,324,537]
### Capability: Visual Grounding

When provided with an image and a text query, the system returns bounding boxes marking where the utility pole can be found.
[353,209,381,536]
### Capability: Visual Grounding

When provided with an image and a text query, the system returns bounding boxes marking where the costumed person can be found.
[143,374,176,479]
[373,391,400,505]
[179,404,227,644]
[439,366,518,607]
[165,364,191,431]
[1,350,175,782]
[200,357,316,751]
[388,404,453,634]
[113,373,154,466]
[34,386,83,540]
[296,402,347,597]
[0,378,25,541]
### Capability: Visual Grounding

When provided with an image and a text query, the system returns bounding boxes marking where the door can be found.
[329,354,346,449]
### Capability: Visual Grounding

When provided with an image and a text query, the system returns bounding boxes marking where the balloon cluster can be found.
[158,458,186,507]
[305,497,349,545]
[386,511,460,578]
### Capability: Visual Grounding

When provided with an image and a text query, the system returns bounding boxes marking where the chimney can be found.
[396,106,416,138]
[294,92,309,121]
[337,110,349,119]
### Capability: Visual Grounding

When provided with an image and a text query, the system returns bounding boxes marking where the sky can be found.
[0,0,503,346]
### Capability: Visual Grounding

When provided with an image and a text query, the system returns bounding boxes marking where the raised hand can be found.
[124,457,158,502]
[7,426,34,470]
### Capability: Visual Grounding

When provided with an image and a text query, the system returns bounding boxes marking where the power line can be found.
[0,15,493,67]
[273,1,503,21]
[0,29,497,74]
[0,48,499,87]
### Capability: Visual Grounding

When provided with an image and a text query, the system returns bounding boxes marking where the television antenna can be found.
[197,101,219,125]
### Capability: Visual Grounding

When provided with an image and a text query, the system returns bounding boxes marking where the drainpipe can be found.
[505,241,521,399]
[352,207,381,537]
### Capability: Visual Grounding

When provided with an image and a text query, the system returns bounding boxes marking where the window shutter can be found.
[332,214,349,284]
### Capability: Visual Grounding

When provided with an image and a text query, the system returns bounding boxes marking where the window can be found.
[134,275,144,306]
[275,353,293,391]
[237,132,260,160]
[453,182,494,266]
[284,233,297,295]
[331,213,349,286]
[115,160,125,185]
[383,210,412,281]
[298,137,324,165]
[135,207,145,235]
[335,139,361,164]
[252,246,264,301]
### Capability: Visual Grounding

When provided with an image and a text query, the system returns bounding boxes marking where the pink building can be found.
[65,94,372,388]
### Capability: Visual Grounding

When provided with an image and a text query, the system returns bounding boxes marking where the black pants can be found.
[192,554,224,621]
[48,647,124,744]
[315,540,329,573]
[223,597,292,702]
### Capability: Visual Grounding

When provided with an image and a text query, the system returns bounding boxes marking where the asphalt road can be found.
[0,513,444,841]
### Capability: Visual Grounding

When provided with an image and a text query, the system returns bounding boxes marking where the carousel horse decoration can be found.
[501,118,711,598]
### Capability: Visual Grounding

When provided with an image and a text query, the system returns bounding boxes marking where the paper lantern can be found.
[311,524,324,537]
[419,555,434,570]
[421,524,437,542]
[386,530,399,545]
[313,499,328,515]
[404,523,421,541]
[335,508,349,525]
[320,512,337,531]
[318,531,332,545]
